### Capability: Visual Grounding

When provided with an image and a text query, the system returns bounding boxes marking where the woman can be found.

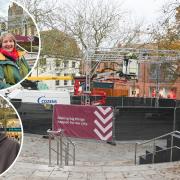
[0,33,31,89]
[0,132,20,174]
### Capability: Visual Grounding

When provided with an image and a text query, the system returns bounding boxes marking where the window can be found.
[72,62,76,68]
[64,61,69,68]
[24,24,27,36]
[104,62,109,69]
[149,64,158,80]
[55,80,59,86]
[64,73,68,85]
[55,59,61,67]
[64,80,68,85]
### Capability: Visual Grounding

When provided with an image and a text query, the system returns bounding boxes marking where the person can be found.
[0,132,20,174]
[0,33,31,89]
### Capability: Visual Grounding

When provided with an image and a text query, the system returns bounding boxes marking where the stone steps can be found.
[2,134,180,179]
[2,161,180,180]
[18,156,134,166]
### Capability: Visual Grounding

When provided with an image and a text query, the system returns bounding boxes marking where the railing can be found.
[47,129,76,167]
[17,43,38,67]
[135,130,180,164]
[105,97,179,108]
[17,43,38,54]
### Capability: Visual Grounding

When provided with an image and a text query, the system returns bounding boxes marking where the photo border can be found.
[0,93,24,177]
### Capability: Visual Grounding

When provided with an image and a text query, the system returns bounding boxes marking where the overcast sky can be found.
[0,0,10,18]
[0,0,174,24]
[122,0,171,24]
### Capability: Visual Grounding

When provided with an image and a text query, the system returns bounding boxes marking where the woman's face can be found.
[2,36,15,52]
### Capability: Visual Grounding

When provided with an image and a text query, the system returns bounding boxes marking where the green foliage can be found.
[40,29,80,57]
[0,108,15,120]
[126,53,138,59]
[39,58,47,66]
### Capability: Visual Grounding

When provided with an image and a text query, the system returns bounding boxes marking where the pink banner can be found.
[53,105,113,141]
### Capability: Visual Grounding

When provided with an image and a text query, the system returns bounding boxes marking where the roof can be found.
[15,35,39,45]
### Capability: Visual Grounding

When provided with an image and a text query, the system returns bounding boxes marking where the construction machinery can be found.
[84,48,180,106]
[25,48,179,106]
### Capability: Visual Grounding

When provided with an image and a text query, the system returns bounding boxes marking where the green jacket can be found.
[0,51,31,89]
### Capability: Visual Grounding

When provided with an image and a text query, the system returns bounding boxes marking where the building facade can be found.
[93,53,180,99]
[8,2,37,36]
[33,56,81,92]
[127,63,180,99]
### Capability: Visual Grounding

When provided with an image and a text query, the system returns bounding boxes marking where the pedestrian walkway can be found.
[1,134,180,179]
[1,161,180,179]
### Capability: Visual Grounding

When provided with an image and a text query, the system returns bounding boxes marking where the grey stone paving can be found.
[1,162,180,180]
[0,134,180,179]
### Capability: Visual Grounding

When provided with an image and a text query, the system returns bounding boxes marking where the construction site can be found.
[0,0,180,179]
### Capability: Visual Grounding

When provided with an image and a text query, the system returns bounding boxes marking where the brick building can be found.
[91,7,180,100]
[94,60,180,99]
[127,63,180,99]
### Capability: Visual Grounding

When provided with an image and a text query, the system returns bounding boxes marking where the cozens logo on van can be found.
[37,96,57,104]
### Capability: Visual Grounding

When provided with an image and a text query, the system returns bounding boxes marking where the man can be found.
[0,132,20,174]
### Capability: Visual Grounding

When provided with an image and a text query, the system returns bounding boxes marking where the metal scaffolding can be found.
[84,48,180,106]
[86,48,180,63]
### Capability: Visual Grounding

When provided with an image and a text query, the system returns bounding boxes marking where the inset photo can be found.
[0,95,23,176]
[0,0,40,90]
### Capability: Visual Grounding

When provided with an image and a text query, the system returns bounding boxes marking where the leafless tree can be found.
[152,0,180,41]
[160,0,180,24]
[14,0,58,30]
[145,0,180,81]
[51,0,125,50]
[15,0,144,51]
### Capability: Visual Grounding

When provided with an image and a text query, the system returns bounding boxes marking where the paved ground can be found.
[0,134,180,179]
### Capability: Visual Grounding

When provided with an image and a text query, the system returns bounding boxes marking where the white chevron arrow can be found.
[94,111,113,124]
[94,128,112,141]
[94,120,112,133]
[96,106,112,115]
